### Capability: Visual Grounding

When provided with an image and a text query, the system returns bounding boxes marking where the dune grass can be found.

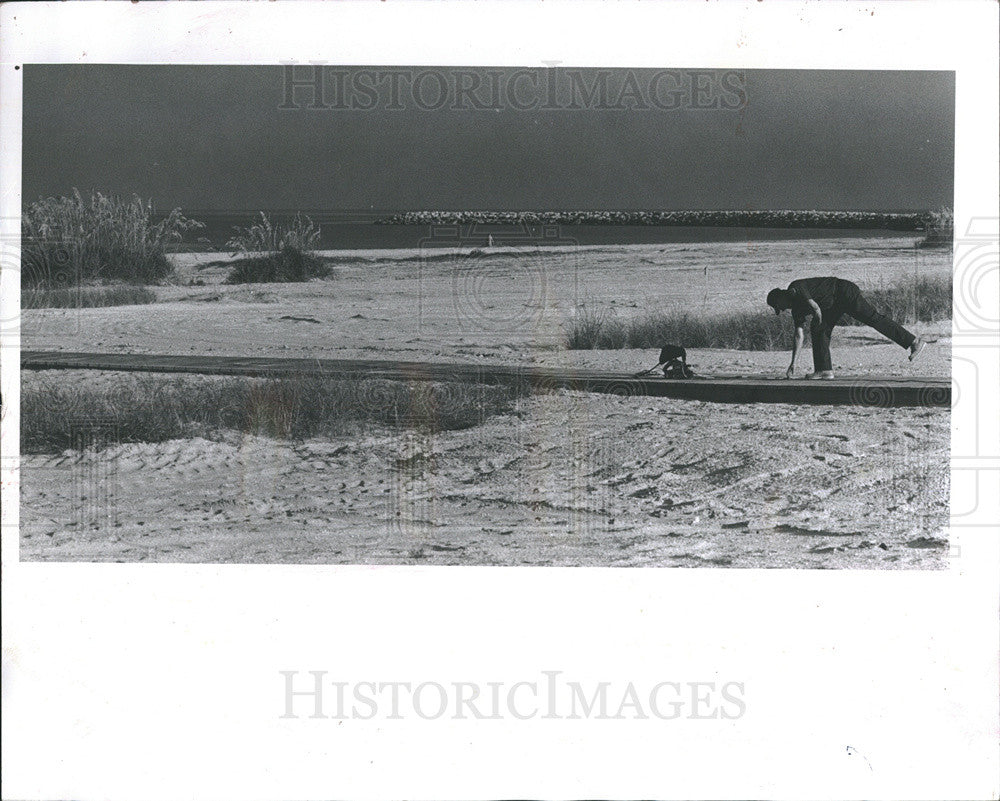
[21,373,528,454]
[568,274,952,351]
[21,189,203,286]
[21,285,157,310]
[566,307,627,350]
[568,307,794,350]
[846,274,952,326]
[224,213,332,283]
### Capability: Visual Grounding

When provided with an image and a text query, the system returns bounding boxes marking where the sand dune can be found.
[20,392,948,567]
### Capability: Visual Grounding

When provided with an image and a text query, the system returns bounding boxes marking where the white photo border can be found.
[1,2,997,800]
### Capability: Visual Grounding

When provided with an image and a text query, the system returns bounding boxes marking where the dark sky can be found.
[22,65,954,212]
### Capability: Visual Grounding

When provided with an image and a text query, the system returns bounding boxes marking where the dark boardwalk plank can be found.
[20,350,950,408]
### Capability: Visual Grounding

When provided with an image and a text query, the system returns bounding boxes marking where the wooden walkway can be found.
[20,350,950,408]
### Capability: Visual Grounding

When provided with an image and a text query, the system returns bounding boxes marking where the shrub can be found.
[225,212,330,283]
[225,246,332,284]
[21,189,203,285]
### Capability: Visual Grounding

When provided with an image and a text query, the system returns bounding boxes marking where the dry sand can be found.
[19,237,952,567]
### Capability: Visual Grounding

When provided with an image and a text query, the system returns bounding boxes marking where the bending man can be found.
[766,277,925,379]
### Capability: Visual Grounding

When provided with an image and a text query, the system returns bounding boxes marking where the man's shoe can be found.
[805,370,836,380]
[909,338,926,362]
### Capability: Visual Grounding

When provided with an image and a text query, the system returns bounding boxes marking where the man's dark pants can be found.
[811,282,917,372]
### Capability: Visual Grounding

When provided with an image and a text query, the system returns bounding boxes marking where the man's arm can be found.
[786,324,804,378]
[806,298,823,324]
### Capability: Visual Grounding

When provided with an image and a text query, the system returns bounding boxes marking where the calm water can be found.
[171,211,920,251]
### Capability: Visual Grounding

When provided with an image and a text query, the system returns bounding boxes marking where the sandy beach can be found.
[20,236,952,567]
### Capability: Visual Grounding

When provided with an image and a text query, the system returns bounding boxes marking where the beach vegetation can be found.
[21,189,203,285]
[21,373,528,453]
[22,285,157,309]
[224,212,331,283]
[567,274,952,350]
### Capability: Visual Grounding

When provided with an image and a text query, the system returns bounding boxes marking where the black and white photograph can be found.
[2,3,998,800]
[17,63,955,567]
